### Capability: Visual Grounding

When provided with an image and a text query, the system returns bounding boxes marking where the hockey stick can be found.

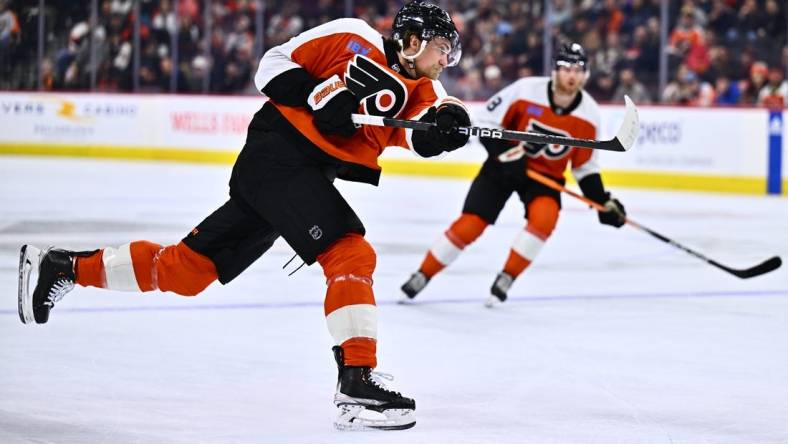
[351,96,640,152]
[525,169,782,279]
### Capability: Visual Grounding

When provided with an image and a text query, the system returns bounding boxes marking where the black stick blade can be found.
[717,256,782,279]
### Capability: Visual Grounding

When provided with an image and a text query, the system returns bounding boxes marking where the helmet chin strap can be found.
[398,40,428,69]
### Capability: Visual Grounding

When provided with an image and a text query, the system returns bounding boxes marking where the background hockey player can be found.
[17,1,470,431]
[401,42,626,307]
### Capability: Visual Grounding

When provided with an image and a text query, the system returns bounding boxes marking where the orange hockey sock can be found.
[419,252,444,278]
[75,250,105,288]
[419,213,487,278]
[318,233,378,368]
[503,251,532,278]
[502,197,559,279]
[74,241,217,296]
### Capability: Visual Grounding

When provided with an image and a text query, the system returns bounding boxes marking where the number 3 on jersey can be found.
[345,55,408,118]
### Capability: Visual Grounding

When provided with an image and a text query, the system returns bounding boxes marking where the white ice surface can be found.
[1,157,787,443]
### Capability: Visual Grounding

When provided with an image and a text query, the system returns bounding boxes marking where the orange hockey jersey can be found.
[477,77,602,183]
[254,18,450,185]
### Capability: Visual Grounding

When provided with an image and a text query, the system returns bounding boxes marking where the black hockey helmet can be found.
[392,1,461,67]
[554,42,588,71]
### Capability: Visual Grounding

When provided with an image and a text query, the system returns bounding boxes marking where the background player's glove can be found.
[411,97,470,157]
[494,143,527,177]
[598,193,626,228]
[306,74,358,138]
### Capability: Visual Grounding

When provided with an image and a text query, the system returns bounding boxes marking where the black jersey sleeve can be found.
[260,68,320,108]
[578,172,608,204]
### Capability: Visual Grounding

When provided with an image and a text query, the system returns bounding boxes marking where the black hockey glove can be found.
[435,101,471,138]
[306,74,359,138]
[598,193,626,228]
[483,137,525,177]
[411,99,471,157]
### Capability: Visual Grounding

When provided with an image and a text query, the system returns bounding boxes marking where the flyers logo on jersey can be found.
[345,55,408,118]
[523,120,572,159]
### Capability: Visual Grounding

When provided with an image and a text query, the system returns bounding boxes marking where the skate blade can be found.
[397,293,416,305]
[334,404,415,431]
[18,245,41,324]
[484,295,503,308]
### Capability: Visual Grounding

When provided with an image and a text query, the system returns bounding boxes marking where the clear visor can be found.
[430,31,462,67]
[555,60,587,71]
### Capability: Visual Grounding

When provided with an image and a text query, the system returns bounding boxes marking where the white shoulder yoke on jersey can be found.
[255,18,386,93]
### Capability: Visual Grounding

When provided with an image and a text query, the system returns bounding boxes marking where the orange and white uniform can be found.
[254,17,454,185]
[72,17,467,369]
[415,76,611,287]
[477,76,602,184]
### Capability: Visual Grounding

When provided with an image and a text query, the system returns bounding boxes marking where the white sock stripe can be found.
[326,304,378,345]
[429,233,462,266]
[102,244,141,291]
[511,230,545,261]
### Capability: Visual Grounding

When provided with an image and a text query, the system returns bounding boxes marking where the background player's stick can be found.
[351,96,640,152]
[525,168,782,279]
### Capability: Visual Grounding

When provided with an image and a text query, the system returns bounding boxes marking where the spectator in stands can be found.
[612,66,651,104]
[40,58,55,90]
[0,0,19,47]
[483,64,503,95]
[267,3,303,47]
[152,0,176,36]
[158,55,188,93]
[762,0,785,57]
[705,45,736,82]
[586,69,616,102]
[685,29,711,75]
[2,0,786,105]
[620,0,656,35]
[626,21,659,86]
[708,0,737,43]
[668,6,704,60]
[0,0,20,88]
[663,65,712,106]
[739,61,769,104]
[713,76,741,105]
[452,67,486,100]
[594,31,622,76]
[736,0,764,43]
[55,22,90,89]
[758,67,787,109]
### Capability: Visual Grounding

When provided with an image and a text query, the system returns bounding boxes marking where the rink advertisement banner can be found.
[0,92,261,152]
[0,92,782,194]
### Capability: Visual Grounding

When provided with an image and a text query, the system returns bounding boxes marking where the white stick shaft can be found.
[351,114,385,126]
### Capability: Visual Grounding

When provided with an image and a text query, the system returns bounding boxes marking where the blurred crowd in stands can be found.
[0,0,785,107]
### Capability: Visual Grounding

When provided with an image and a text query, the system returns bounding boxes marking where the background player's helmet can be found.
[553,42,590,84]
[392,1,462,67]
[554,42,588,71]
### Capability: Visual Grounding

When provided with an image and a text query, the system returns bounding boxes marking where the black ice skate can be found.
[332,346,416,431]
[18,245,91,324]
[485,271,513,308]
[399,271,429,303]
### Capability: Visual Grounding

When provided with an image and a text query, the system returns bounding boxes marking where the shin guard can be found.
[318,233,378,368]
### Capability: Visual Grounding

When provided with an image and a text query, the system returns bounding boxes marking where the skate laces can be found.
[369,371,401,395]
[47,278,74,305]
